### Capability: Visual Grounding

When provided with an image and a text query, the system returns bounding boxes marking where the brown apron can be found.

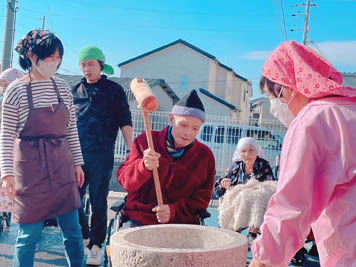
[12,78,81,224]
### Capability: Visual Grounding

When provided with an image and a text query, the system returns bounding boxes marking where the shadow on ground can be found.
[0,165,320,267]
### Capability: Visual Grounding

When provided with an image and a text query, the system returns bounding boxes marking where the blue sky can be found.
[1,0,355,99]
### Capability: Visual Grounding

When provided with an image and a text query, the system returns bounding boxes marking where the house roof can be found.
[118,39,248,82]
[56,74,180,103]
[341,72,356,76]
[249,97,269,112]
[117,77,180,103]
[249,97,269,104]
[199,88,240,112]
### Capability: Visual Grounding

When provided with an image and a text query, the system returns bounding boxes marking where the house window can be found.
[226,127,241,144]
[201,125,213,142]
[214,126,225,144]
[180,75,188,91]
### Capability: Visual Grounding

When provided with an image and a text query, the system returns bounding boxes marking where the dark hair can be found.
[19,35,64,71]
[98,60,104,71]
[259,76,283,98]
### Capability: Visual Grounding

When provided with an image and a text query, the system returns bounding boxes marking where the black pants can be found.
[78,150,114,248]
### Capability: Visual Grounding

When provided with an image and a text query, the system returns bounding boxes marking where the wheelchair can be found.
[291,230,319,266]
[103,199,211,267]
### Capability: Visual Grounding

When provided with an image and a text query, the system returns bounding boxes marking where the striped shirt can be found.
[0,76,84,178]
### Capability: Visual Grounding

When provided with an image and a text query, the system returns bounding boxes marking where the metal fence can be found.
[114,109,287,177]
[114,109,169,162]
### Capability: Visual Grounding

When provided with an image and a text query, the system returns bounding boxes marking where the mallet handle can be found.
[142,111,163,206]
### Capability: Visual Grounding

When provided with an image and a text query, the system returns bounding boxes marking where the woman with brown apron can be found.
[0,30,85,266]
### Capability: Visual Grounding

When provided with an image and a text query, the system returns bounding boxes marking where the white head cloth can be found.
[232,137,264,162]
[0,68,25,84]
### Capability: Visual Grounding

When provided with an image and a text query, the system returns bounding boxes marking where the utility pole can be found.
[302,0,311,44]
[41,16,46,30]
[290,1,317,44]
[1,0,17,72]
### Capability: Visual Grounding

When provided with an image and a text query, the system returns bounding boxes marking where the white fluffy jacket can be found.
[218,178,277,231]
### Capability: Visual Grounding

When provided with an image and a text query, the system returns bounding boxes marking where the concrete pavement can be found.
[0,191,320,266]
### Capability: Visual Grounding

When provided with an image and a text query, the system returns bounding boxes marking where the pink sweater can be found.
[252,96,356,267]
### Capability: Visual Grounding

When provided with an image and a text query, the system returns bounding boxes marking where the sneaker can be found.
[83,239,90,256]
[86,245,102,265]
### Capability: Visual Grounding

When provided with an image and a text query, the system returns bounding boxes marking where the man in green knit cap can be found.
[72,45,133,265]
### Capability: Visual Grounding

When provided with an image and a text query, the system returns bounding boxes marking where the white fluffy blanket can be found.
[218,178,277,231]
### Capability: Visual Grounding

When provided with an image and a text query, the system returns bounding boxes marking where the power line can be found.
[307,40,327,59]
[60,1,275,18]
[10,3,282,34]
[45,0,54,30]
[280,0,288,40]
[15,5,273,18]
[14,7,278,33]
[272,0,287,41]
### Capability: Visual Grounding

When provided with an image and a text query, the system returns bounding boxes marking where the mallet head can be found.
[130,78,159,113]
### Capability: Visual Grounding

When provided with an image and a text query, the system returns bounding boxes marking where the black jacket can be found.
[72,75,132,152]
[214,156,275,198]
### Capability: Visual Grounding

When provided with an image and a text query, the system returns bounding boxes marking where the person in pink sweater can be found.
[249,41,356,267]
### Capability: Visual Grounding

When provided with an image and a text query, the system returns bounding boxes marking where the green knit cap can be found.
[78,45,114,75]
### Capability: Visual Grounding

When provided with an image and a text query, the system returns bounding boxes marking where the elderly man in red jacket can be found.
[117,90,215,227]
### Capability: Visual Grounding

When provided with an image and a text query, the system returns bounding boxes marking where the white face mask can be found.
[32,59,59,79]
[269,87,296,127]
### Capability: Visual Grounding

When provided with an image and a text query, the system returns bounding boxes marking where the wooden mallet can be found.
[130,78,163,206]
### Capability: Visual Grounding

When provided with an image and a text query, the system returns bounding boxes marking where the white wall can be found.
[207,62,250,122]
[120,43,211,98]
[126,83,174,112]
[214,64,227,100]
[250,98,285,128]
[199,93,232,117]
[208,61,217,94]
[120,42,251,121]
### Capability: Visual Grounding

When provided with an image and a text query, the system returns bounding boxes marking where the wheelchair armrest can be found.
[197,210,211,220]
[110,201,125,213]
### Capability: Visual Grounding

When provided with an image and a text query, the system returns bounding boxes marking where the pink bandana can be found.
[262,41,356,98]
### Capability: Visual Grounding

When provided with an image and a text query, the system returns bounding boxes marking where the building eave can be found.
[199,88,241,112]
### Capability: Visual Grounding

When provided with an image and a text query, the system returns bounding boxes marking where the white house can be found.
[57,74,179,112]
[118,39,252,122]
[198,88,240,118]
[249,97,286,129]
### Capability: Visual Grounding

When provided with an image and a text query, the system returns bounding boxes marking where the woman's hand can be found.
[2,175,15,200]
[74,165,84,188]
[143,148,161,171]
[152,205,171,223]
[0,79,8,93]
[248,259,270,267]
[221,178,231,189]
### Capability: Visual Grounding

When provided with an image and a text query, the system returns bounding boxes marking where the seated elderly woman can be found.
[214,137,276,244]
